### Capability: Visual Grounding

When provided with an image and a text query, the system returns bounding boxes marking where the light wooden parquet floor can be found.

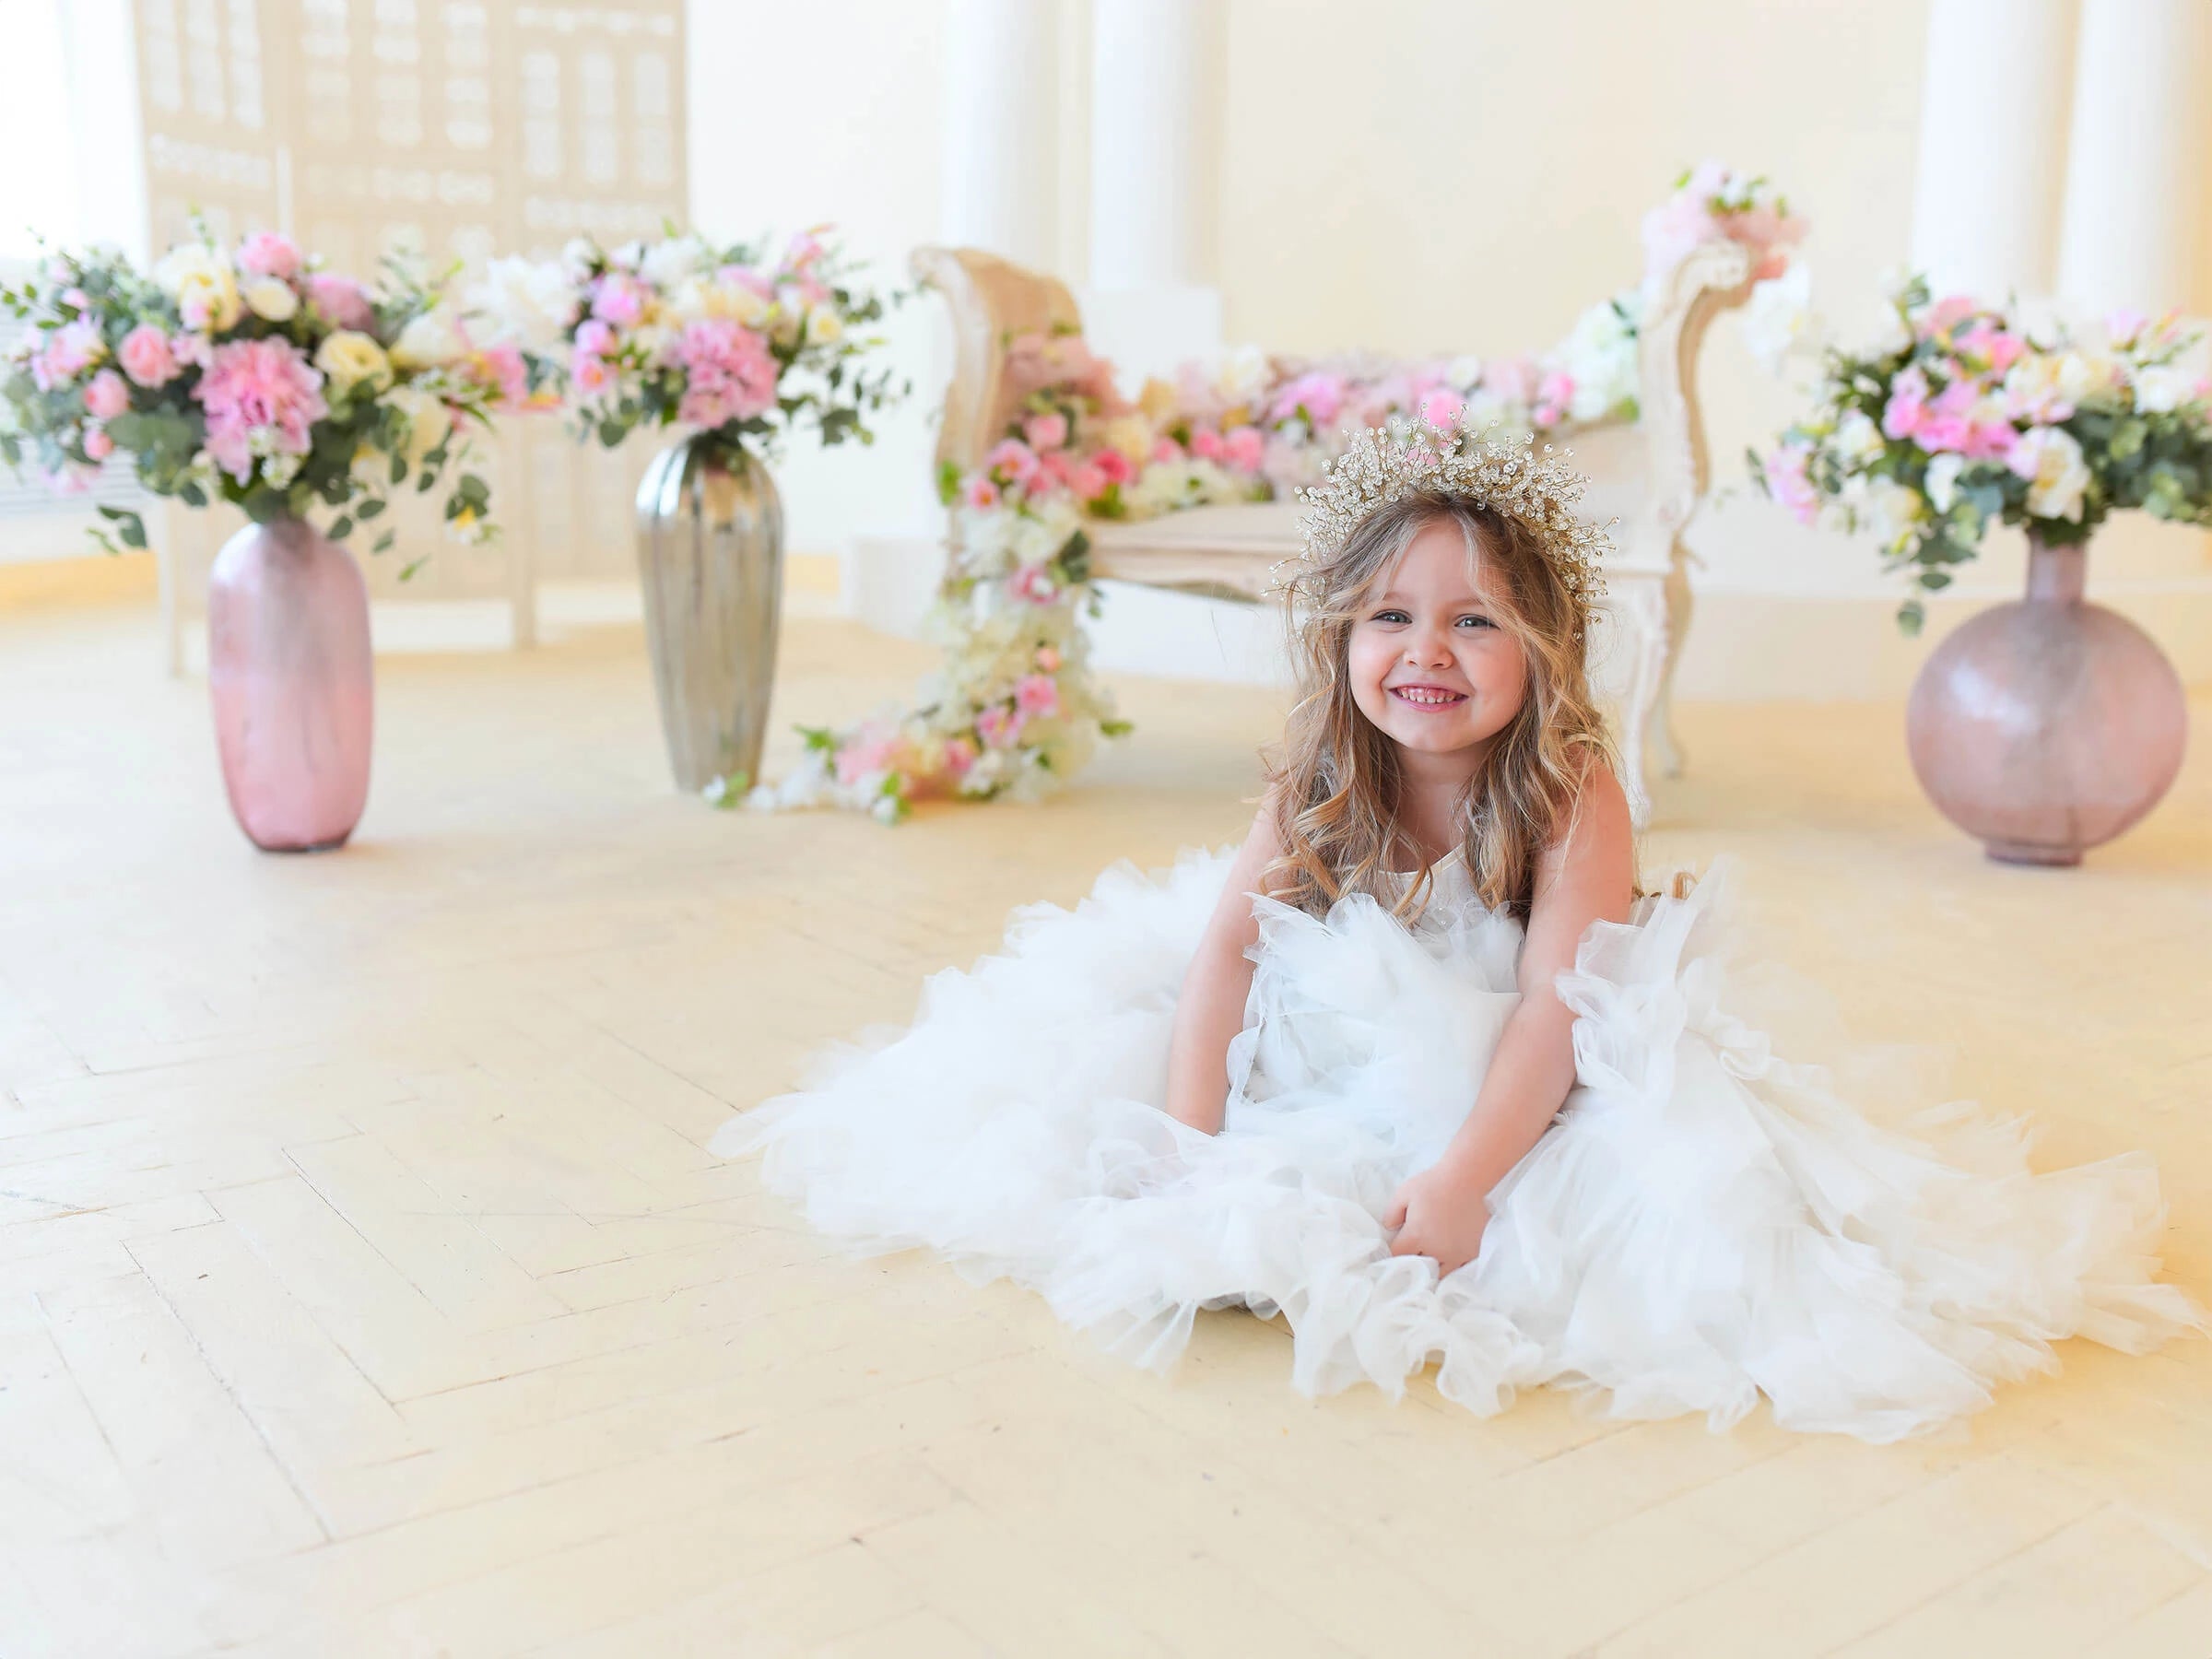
[3,592,2209,1657]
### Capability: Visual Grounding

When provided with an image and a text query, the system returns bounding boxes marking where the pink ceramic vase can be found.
[1906,534,2187,866]
[206,516,374,852]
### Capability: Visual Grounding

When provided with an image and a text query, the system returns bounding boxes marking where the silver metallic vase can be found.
[634,433,786,794]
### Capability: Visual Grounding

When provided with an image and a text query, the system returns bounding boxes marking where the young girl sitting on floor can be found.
[714,422,2198,1444]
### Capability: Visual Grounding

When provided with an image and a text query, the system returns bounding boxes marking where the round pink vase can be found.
[1906,535,2186,866]
[206,516,374,853]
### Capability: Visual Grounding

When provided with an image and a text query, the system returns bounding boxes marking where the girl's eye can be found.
[1372,609,1410,625]
[1457,615,1496,629]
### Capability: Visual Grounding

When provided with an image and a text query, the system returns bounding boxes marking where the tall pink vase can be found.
[1906,534,2187,866]
[206,516,374,853]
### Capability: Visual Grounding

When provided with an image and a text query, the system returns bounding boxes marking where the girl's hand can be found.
[1383,1161,1490,1277]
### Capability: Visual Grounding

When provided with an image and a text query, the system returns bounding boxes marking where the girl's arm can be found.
[1162,806,1283,1134]
[1384,764,1636,1272]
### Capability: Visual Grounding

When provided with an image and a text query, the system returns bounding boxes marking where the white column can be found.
[2055,0,2212,315]
[1083,0,1223,382]
[938,0,1060,269]
[1908,0,2076,300]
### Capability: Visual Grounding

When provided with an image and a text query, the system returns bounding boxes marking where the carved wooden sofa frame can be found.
[911,241,1759,823]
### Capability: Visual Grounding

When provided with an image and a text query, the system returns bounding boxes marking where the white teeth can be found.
[1394,688,1462,705]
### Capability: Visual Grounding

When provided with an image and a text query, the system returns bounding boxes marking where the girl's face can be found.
[1346,520,1530,762]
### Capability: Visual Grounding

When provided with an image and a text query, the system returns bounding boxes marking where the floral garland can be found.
[747,165,1804,821]
[1757,275,2212,631]
[1,228,524,560]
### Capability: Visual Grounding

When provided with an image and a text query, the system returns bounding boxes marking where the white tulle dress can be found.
[713,846,2199,1442]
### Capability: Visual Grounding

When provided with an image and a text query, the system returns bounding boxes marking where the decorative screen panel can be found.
[133,0,688,638]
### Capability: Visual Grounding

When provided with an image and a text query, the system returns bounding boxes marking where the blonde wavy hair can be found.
[1262,487,1616,921]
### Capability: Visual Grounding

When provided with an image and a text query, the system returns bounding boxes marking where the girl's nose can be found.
[1405,629,1452,668]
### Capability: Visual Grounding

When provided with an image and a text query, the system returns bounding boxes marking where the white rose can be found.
[314,330,393,393]
[467,255,576,352]
[1865,477,1926,549]
[630,323,673,362]
[2134,365,2194,415]
[154,243,242,332]
[559,237,598,283]
[804,304,843,346]
[387,384,453,468]
[1214,343,1272,405]
[1832,410,1886,469]
[641,236,710,289]
[391,306,466,370]
[2055,350,2121,405]
[1739,262,1822,376]
[2012,426,2090,523]
[1556,295,1640,421]
[242,276,299,322]
[609,240,646,273]
[1924,452,1965,513]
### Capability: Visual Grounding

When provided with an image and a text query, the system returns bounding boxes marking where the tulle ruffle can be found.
[713,848,2200,1442]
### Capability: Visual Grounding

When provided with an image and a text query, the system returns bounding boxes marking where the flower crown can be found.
[1286,420,1613,611]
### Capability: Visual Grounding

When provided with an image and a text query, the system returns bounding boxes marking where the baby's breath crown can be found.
[1288,420,1613,609]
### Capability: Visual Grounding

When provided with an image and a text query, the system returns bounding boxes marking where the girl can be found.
[715,424,2199,1443]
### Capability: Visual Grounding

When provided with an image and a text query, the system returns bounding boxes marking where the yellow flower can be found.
[315,330,394,393]
[1137,377,1179,422]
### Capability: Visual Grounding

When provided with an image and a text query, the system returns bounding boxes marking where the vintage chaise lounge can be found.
[911,241,1760,822]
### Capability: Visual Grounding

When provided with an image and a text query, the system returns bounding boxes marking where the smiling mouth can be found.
[1388,685,1468,709]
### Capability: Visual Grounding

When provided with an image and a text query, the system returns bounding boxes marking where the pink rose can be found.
[942,737,978,778]
[1009,563,1057,605]
[1267,371,1347,428]
[468,342,531,409]
[306,274,375,332]
[571,350,612,395]
[1418,389,1465,429]
[1222,426,1265,472]
[962,475,1001,511]
[1013,673,1061,719]
[1151,436,1184,464]
[1191,428,1226,463]
[118,324,180,388]
[1920,295,1978,339]
[1881,365,1930,441]
[976,705,1022,748]
[834,730,900,786]
[32,319,102,390]
[1070,463,1109,500]
[1023,411,1069,453]
[1035,644,1062,673]
[984,438,1040,487]
[1485,357,1539,405]
[1092,448,1135,486]
[82,426,114,461]
[1760,442,1819,524]
[1956,323,2024,376]
[170,332,213,370]
[236,231,300,280]
[591,275,648,328]
[84,370,131,419]
[574,318,617,358]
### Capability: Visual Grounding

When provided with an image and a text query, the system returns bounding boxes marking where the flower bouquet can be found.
[1755,276,2210,862]
[1756,274,2212,629]
[1,227,523,851]
[492,227,902,461]
[2,228,515,561]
